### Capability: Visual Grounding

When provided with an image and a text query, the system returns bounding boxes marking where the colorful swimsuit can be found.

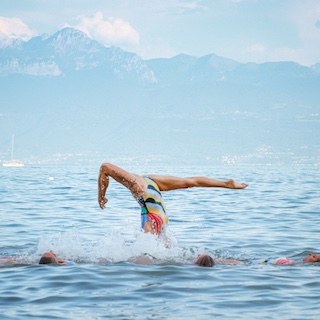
[136,176,168,235]
[253,257,296,265]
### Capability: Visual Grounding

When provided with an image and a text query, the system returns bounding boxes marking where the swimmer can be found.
[39,250,76,265]
[196,252,320,266]
[212,252,320,265]
[0,251,75,266]
[98,162,248,237]
[130,254,238,268]
[195,254,244,266]
[130,253,216,267]
[253,252,320,265]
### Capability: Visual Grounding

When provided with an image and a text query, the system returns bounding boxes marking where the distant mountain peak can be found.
[53,27,89,39]
[197,53,241,72]
[48,27,103,53]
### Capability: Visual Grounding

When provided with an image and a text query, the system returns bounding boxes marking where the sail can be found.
[2,134,24,167]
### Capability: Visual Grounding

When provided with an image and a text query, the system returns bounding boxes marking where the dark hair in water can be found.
[39,256,55,264]
[196,255,215,267]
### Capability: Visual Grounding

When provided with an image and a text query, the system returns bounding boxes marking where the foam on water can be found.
[34,227,196,265]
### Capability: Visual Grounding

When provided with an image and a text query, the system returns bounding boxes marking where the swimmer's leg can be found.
[147,175,248,192]
[98,163,147,209]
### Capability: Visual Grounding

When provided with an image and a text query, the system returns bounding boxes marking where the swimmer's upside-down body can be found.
[98,162,248,235]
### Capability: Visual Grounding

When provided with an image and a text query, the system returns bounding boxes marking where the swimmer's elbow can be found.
[100,162,111,173]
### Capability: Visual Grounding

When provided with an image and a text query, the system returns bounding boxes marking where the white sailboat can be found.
[3,134,24,167]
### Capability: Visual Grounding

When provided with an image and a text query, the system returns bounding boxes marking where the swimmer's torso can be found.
[136,176,168,229]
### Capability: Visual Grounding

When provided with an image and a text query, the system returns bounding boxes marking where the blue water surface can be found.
[0,162,319,320]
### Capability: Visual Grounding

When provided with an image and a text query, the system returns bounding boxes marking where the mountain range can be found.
[1,27,319,165]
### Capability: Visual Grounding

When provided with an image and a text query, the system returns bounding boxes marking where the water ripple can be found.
[0,165,320,319]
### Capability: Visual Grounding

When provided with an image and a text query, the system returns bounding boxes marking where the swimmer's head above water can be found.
[302,253,320,263]
[38,250,69,265]
[39,251,59,264]
[194,254,215,267]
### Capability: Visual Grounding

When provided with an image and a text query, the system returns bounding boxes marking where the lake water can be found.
[0,162,319,319]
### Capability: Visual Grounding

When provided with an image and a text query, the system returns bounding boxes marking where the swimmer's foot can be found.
[226,179,248,189]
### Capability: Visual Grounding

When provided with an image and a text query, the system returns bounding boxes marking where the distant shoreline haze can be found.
[0,28,319,165]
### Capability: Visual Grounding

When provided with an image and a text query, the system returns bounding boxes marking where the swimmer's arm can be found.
[58,260,67,264]
[129,255,153,265]
[0,256,16,264]
[98,171,109,209]
[97,258,114,264]
[58,260,76,265]
[214,258,244,265]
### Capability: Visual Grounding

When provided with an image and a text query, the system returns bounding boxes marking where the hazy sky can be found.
[0,0,319,66]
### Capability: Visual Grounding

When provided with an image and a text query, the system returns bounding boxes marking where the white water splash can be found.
[35,227,197,265]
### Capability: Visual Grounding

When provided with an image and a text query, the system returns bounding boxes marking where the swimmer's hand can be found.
[214,258,243,265]
[98,196,108,209]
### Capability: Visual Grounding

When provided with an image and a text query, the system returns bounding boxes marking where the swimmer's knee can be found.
[184,177,197,188]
